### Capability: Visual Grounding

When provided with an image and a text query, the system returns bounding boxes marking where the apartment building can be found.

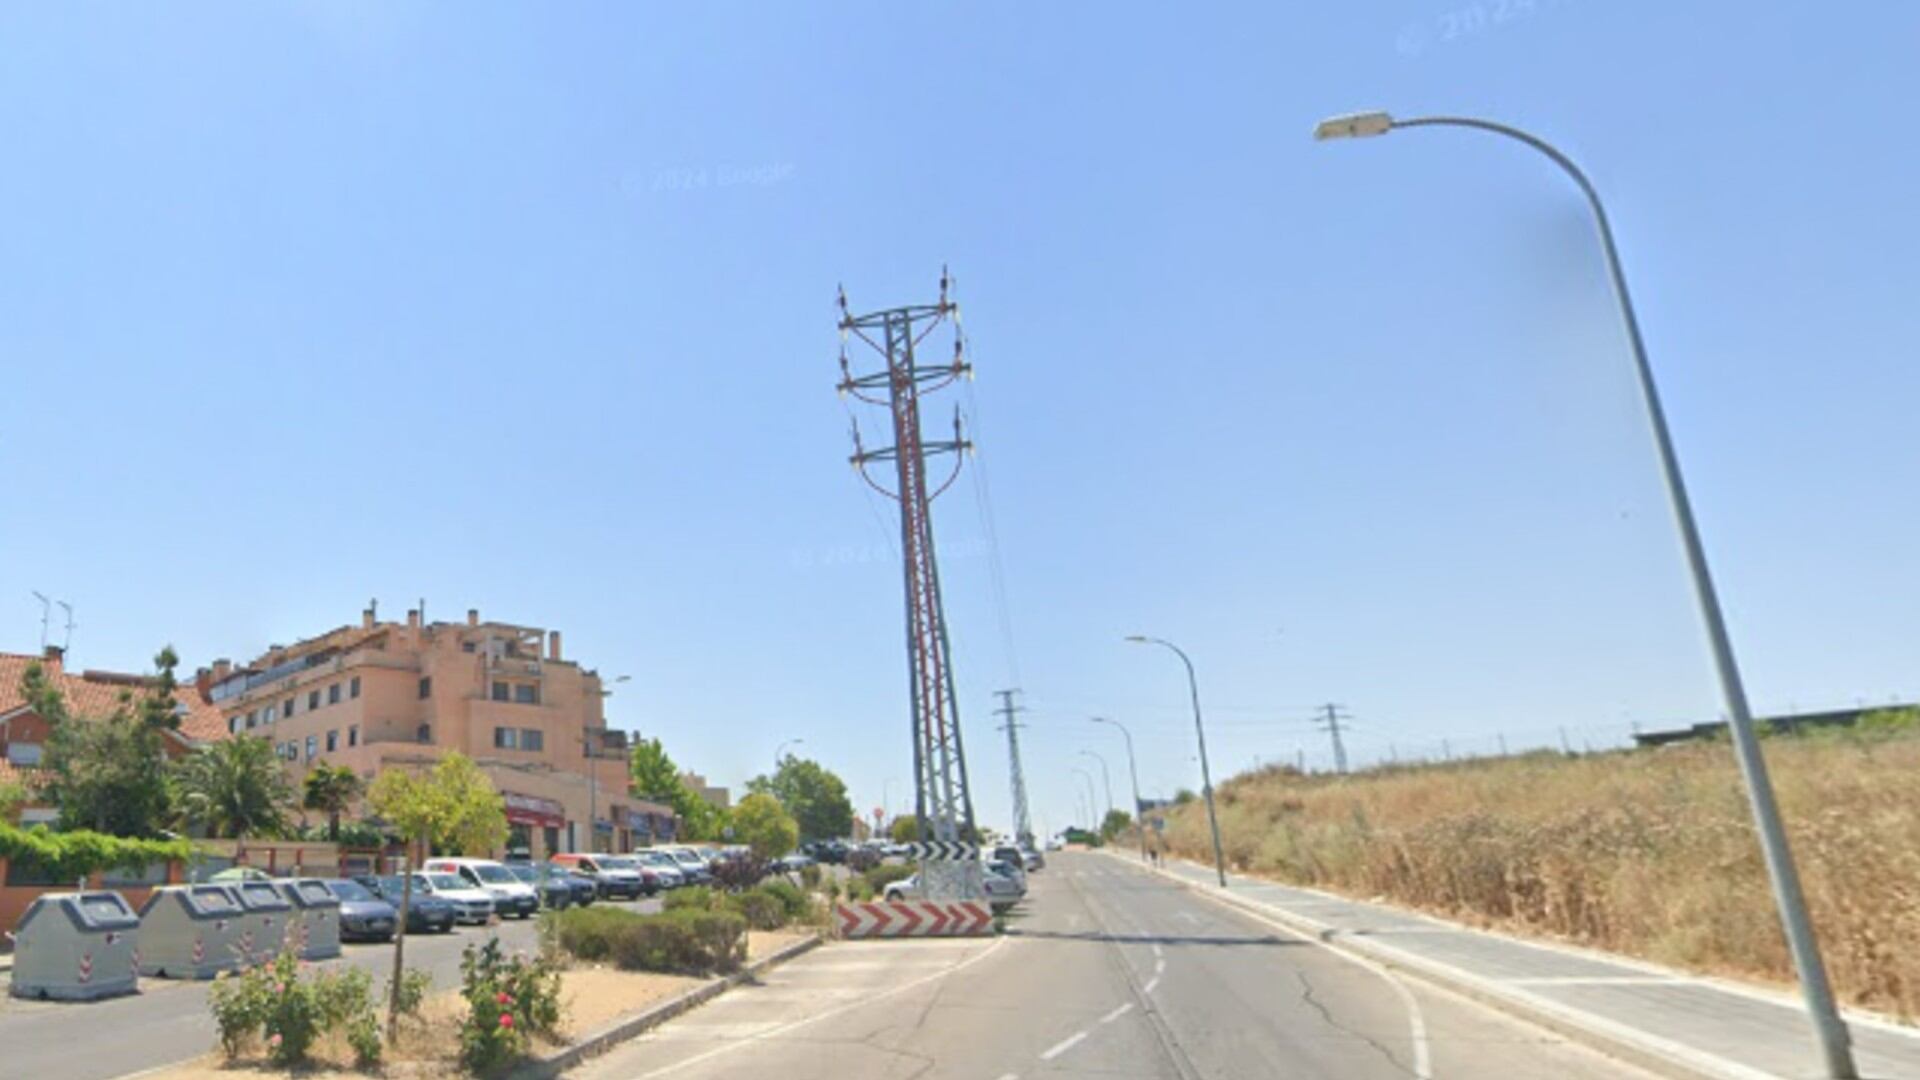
[200,605,673,858]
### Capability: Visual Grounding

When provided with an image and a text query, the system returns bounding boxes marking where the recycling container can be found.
[6,891,141,1001]
[231,880,293,963]
[273,878,342,960]
[138,884,247,978]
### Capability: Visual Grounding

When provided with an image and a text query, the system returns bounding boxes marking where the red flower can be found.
[496,991,511,1005]
[499,1013,514,1029]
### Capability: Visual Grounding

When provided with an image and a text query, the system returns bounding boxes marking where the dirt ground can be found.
[144,932,818,1078]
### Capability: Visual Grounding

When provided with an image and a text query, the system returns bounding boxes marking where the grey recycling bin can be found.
[138,884,247,978]
[7,891,141,1001]
[273,878,341,960]
[231,880,293,964]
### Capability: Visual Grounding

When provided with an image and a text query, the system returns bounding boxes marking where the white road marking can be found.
[1151,943,1164,958]
[1142,975,1161,994]
[1099,1002,1135,1024]
[994,1074,1018,1080]
[1039,1030,1089,1060]
[1153,957,1165,977]
[1507,976,1681,986]
[624,936,1011,1078]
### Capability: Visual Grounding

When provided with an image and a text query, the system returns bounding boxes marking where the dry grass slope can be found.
[1160,731,1920,1020]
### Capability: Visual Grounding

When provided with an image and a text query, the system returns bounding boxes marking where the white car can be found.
[632,850,687,888]
[884,869,1024,912]
[422,858,540,919]
[410,871,496,925]
[658,846,713,884]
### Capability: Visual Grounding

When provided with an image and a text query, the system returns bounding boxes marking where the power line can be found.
[1317,703,1351,774]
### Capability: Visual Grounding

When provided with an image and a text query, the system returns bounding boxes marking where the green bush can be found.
[863,864,915,894]
[799,863,823,890]
[549,905,746,975]
[206,948,380,1066]
[759,879,813,922]
[663,885,719,913]
[733,889,785,931]
[391,967,432,1018]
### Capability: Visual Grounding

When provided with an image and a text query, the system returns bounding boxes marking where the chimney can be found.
[195,667,213,700]
[407,609,421,631]
[42,645,64,674]
[547,630,562,661]
[362,608,375,630]
[211,658,232,680]
[467,609,479,627]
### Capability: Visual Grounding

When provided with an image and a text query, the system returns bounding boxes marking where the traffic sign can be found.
[905,841,980,862]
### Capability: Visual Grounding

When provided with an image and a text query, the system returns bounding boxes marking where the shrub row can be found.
[548,905,747,975]
[662,881,815,930]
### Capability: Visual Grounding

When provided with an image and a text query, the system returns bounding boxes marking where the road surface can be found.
[574,851,1648,1079]
[0,894,661,1080]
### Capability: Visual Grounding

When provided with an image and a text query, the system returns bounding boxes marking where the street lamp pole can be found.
[774,738,804,774]
[1071,769,1099,835]
[1314,109,1856,1080]
[1078,749,1114,822]
[1092,717,1148,863]
[1127,636,1228,887]
[587,674,633,856]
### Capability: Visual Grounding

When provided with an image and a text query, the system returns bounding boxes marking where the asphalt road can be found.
[0,894,661,1080]
[573,852,1651,1079]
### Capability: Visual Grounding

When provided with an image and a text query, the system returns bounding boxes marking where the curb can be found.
[1109,852,1775,1080]
[515,933,823,1078]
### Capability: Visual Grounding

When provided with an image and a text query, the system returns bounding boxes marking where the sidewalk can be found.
[1127,852,1920,1080]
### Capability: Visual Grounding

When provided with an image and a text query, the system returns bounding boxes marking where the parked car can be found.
[546,866,599,907]
[631,850,686,889]
[776,852,815,873]
[883,868,1024,912]
[1020,847,1045,871]
[421,858,541,919]
[505,862,575,910]
[407,871,496,925]
[985,859,1029,901]
[992,845,1029,876]
[356,874,458,933]
[323,878,398,942]
[658,846,714,885]
[550,852,652,899]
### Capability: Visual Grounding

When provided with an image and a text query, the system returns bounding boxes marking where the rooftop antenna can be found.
[30,591,50,651]
[58,601,76,653]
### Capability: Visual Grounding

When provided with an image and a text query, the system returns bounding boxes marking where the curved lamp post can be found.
[1078,749,1114,822]
[774,738,804,774]
[1125,635,1227,887]
[1070,768,1099,834]
[1092,716,1149,862]
[1314,110,1855,1080]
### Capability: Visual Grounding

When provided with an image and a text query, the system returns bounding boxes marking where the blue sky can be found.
[2,3,1916,838]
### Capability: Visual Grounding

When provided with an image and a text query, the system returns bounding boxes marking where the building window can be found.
[520,728,544,752]
[416,723,431,743]
[514,684,539,705]
[284,697,295,718]
[304,735,317,760]
[349,676,360,699]
[328,683,341,705]
[245,710,257,729]
[462,641,477,653]
[309,690,321,710]
[493,727,519,750]
[492,681,509,702]
[6,742,43,766]
[229,717,240,735]
[348,724,359,747]
[326,730,338,752]
[264,704,276,723]
[418,677,432,699]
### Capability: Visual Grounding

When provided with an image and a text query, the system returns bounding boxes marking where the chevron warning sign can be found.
[905,841,980,861]
[837,901,992,939]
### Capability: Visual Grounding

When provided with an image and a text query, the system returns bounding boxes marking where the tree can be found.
[627,736,727,841]
[174,736,294,839]
[731,793,798,861]
[1100,809,1133,842]
[888,814,921,844]
[1172,788,1198,806]
[301,763,364,842]
[367,752,506,1039]
[746,756,854,842]
[0,780,26,822]
[34,651,182,838]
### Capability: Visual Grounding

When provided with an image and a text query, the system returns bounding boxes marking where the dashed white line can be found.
[1143,975,1161,994]
[1151,943,1164,958]
[1099,1002,1135,1024]
[1040,1030,1089,1061]
[994,1073,1019,1080]
[1153,957,1166,977]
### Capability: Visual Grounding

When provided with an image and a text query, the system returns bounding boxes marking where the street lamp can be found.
[1126,635,1228,887]
[774,738,804,774]
[586,674,633,856]
[1092,717,1148,863]
[1078,749,1114,822]
[1071,768,1099,835]
[1315,109,1856,1080]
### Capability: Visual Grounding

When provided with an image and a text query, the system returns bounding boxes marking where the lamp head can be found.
[1314,111,1394,140]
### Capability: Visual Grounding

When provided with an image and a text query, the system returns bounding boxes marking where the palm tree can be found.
[302,763,364,842]
[174,736,293,840]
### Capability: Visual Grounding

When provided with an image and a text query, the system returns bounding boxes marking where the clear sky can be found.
[3,3,1916,839]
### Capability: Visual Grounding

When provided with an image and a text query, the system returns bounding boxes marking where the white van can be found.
[421,858,540,919]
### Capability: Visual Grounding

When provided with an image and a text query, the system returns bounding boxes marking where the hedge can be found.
[0,822,194,881]
[547,906,747,975]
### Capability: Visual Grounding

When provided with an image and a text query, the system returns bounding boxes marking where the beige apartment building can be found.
[199,605,675,859]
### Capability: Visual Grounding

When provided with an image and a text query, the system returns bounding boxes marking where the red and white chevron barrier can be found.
[837,901,992,939]
[78,951,94,984]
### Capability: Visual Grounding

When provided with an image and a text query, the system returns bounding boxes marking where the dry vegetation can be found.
[1160,728,1920,1020]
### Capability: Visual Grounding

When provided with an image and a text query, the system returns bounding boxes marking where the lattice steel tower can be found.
[837,270,983,899]
[996,688,1035,850]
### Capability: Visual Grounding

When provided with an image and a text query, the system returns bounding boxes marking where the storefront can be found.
[502,792,567,861]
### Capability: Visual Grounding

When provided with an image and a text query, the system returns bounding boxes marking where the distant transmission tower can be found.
[1318,703,1351,774]
[995,689,1034,849]
[838,270,983,900]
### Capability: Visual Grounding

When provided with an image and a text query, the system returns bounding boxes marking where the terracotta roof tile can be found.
[0,652,228,745]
